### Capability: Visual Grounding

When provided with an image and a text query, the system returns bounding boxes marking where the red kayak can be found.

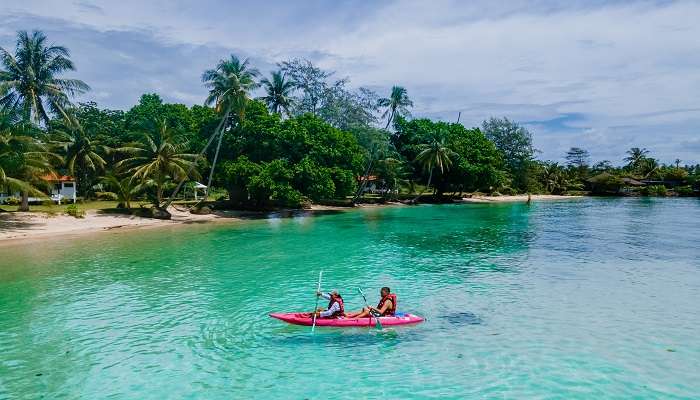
[269,312,424,327]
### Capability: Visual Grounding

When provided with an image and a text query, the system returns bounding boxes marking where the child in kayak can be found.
[345,287,396,318]
[311,290,345,318]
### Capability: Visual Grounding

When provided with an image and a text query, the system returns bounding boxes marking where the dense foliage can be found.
[1,29,698,215]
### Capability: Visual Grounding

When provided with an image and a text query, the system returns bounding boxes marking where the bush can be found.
[641,185,667,196]
[65,204,86,218]
[95,191,118,201]
[675,185,695,196]
[500,186,518,196]
[3,196,20,205]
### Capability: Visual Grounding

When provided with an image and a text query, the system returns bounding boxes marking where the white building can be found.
[0,173,77,204]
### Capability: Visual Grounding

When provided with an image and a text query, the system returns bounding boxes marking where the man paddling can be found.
[345,287,396,318]
[311,290,345,319]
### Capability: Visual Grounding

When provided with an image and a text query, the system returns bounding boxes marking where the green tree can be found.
[414,134,456,201]
[392,117,505,196]
[53,127,108,197]
[279,58,333,116]
[565,147,590,169]
[482,117,535,192]
[259,70,295,117]
[378,86,413,129]
[101,173,143,209]
[117,120,199,207]
[624,147,650,171]
[540,162,570,194]
[0,30,89,125]
[200,55,259,197]
[0,118,44,203]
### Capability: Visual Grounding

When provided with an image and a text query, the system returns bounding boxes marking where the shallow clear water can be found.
[1,198,699,399]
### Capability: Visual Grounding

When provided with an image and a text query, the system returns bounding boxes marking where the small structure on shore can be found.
[0,173,77,204]
[44,173,77,204]
[192,181,207,201]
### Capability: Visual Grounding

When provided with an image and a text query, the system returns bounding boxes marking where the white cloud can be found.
[1,0,699,163]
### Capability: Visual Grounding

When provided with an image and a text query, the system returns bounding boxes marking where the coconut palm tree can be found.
[0,30,89,125]
[0,124,57,211]
[117,119,199,207]
[378,86,413,130]
[413,135,455,201]
[624,147,649,171]
[53,127,108,196]
[163,55,259,208]
[101,173,143,209]
[259,70,295,116]
[541,162,569,194]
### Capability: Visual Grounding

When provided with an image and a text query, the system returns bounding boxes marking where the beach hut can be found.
[43,173,77,204]
[0,173,76,204]
[193,181,207,200]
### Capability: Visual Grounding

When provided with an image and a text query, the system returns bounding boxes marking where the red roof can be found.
[41,172,74,182]
[357,175,379,181]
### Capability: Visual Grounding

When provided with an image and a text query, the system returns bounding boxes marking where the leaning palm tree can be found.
[117,120,200,207]
[413,135,456,202]
[377,86,413,129]
[53,127,108,196]
[0,30,89,125]
[259,70,295,116]
[162,55,259,208]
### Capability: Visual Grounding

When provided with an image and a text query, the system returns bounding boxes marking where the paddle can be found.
[357,287,382,330]
[311,271,323,333]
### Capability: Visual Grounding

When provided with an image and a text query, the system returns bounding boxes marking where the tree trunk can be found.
[412,168,433,203]
[19,190,29,212]
[352,156,374,204]
[384,109,395,130]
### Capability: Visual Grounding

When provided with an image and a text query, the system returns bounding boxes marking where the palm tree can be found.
[101,173,142,209]
[163,55,259,208]
[413,135,455,201]
[624,147,649,171]
[541,162,569,194]
[53,127,108,196]
[259,70,295,116]
[0,30,89,125]
[0,124,57,211]
[117,120,199,207]
[378,86,413,130]
[675,158,682,169]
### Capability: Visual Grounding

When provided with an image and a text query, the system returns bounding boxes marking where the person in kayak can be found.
[345,287,396,318]
[311,290,345,318]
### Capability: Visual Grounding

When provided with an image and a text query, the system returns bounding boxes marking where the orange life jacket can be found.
[377,293,397,316]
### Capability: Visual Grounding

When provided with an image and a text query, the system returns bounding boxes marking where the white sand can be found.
[0,206,236,245]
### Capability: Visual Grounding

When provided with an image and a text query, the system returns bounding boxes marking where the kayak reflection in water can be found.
[345,287,397,318]
[311,290,345,319]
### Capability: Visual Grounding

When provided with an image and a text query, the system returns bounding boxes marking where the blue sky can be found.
[1,0,699,164]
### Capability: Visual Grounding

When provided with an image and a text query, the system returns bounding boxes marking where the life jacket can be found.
[377,293,397,316]
[327,294,344,318]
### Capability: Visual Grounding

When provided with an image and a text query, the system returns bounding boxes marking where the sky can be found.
[1,0,699,164]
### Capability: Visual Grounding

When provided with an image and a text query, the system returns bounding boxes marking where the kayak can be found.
[269,312,424,327]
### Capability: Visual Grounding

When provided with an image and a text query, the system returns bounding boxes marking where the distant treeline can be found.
[1,30,697,213]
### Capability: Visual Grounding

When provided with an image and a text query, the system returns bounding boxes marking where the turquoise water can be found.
[1,198,699,399]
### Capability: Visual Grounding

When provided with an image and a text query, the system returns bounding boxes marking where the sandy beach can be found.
[0,206,241,246]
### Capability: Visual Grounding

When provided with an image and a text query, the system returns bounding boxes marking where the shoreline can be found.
[0,196,574,247]
[457,194,583,204]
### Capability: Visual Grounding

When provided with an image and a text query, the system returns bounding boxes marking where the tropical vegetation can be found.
[1,30,698,217]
